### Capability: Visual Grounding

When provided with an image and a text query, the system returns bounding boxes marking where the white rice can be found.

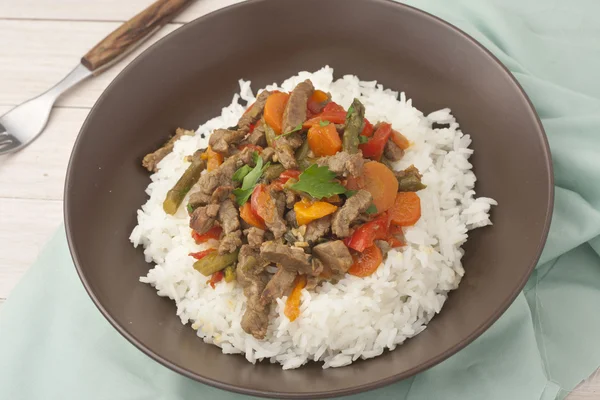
[130,66,497,369]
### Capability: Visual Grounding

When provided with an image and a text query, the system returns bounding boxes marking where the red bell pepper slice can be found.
[359,122,392,161]
[344,213,390,252]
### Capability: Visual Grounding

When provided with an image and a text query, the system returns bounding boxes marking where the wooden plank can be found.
[567,368,600,398]
[0,20,179,108]
[0,198,63,299]
[0,0,243,23]
[0,106,88,200]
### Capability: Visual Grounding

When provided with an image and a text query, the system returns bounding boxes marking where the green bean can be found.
[163,153,206,215]
[262,164,286,182]
[223,265,237,283]
[395,165,427,192]
[295,139,311,170]
[193,250,239,276]
[342,99,365,154]
[263,118,277,148]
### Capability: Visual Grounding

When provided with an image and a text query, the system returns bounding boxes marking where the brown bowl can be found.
[64,0,553,398]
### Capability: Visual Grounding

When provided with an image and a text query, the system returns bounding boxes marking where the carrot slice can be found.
[240,202,266,230]
[348,245,383,277]
[307,89,329,117]
[391,129,410,150]
[205,146,223,172]
[284,274,307,321]
[389,192,421,226]
[346,161,398,213]
[307,123,342,157]
[264,92,290,134]
[294,199,338,226]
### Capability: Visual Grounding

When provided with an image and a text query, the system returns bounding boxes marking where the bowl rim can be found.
[64,0,554,398]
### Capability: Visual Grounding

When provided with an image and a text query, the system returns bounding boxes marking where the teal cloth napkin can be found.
[2,0,600,399]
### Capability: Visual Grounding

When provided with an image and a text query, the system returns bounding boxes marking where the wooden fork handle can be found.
[81,0,193,72]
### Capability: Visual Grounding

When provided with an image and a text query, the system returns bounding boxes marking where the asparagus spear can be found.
[342,99,365,154]
[193,250,239,276]
[163,150,206,215]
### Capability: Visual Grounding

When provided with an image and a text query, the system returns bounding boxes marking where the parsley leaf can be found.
[186,204,194,214]
[275,123,303,140]
[358,135,369,144]
[347,104,354,116]
[345,190,358,198]
[289,164,347,199]
[232,165,252,182]
[241,154,263,190]
[365,204,378,214]
[232,152,271,205]
[319,120,330,127]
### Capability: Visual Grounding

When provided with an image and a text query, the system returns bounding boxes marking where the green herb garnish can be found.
[232,152,270,205]
[358,135,369,144]
[275,123,303,140]
[289,164,347,199]
[365,204,378,214]
[186,204,194,214]
[319,120,330,127]
[232,165,252,182]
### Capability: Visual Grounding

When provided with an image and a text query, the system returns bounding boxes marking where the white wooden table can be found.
[0,1,597,398]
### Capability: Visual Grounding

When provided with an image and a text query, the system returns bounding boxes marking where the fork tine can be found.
[0,142,19,155]
[0,135,21,155]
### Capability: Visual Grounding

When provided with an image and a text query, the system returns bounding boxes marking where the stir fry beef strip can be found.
[260,242,314,275]
[331,189,373,237]
[384,140,405,162]
[209,128,246,155]
[188,191,211,210]
[256,189,287,239]
[195,148,251,195]
[244,227,265,249]
[274,143,298,169]
[284,190,297,208]
[285,209,299,229]
[217,199,242,255]
[246,120,267,147]
[211,185,233,204]
[237,246,270,339]
[395,165,427,192]
[316,151,364,178]
[282,80,314,134]
[217,199,240,234]
[238,90,271,132]
[260,268,297,306]
[304,215,332,243]
[189,206,217,234]
[219,231,242,255]
[273,189,286,218]
[142,128,194,172]
[273,132,304,170]
[312,241,353,273]
[259,147,276,164]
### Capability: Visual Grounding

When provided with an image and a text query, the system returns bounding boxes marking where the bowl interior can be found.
[65,0,552,398]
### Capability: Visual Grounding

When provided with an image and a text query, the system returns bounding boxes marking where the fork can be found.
[0,0,193,156]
